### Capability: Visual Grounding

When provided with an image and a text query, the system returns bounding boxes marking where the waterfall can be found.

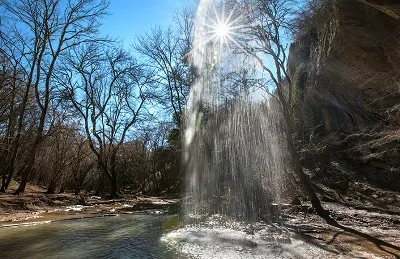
[183,0,291,223]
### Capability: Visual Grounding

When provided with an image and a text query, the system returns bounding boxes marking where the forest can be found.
[0,0,193,198]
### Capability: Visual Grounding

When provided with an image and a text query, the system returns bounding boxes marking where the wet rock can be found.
[291,197,302,205]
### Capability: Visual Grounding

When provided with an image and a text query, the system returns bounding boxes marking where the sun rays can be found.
[203,2,244,49]
[214,21,230,39]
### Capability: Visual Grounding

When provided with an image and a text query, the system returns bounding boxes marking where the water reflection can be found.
[0,214,178,259]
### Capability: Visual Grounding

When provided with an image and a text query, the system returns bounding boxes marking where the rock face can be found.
[290,0,400,135]
[289,0,400,196]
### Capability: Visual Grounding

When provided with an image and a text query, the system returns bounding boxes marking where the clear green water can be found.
[0,214,178,259]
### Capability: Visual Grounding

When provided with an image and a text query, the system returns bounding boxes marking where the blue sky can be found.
[100,0,199,47]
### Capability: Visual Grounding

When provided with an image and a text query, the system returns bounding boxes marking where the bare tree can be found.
[0,32,43,192]
[134,9,194,128]
[0,51,18,191]
[34,123,72,193]
[68,131,95,195]
[58,43,152,198]
[227,0,333,222]
[0,0,109,194]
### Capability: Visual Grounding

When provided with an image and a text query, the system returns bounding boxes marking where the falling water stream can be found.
[182,0,290,224]
[161,1,336,258]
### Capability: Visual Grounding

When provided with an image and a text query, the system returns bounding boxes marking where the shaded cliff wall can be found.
[290,0,400,134]
[288,0,400,193]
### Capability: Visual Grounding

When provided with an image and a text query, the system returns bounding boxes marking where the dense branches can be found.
[0,0,109,194]
[134,9,194,128]
[0,1,191,197]
[57,44,152,198]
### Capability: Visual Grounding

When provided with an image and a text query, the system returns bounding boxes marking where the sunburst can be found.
[214,21,230,39]
[204,3,243,48]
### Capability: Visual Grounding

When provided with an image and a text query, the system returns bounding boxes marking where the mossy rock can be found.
[162,216,183,232]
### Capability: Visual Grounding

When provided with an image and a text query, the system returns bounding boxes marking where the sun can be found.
[211,20,233,47]
[214,21,231,39]
[204,4,243,48]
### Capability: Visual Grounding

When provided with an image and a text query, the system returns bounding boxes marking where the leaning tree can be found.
[225,0,334,222]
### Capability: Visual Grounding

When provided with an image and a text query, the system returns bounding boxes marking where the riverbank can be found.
[282,202,400,258]
[1,183,399,258]
[0,182,178,227]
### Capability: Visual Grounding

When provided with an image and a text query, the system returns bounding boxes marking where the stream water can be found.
[0,213,338,259]
[0,214,178,259]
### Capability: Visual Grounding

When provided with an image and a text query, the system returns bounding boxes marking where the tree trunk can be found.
[47,181,56,194]
[110,172,118,199]
[109,150,118,199]
[283,110,335,223]
[14,145,38,195]
[47,166,62,194]
[0,69,18,193]
[14,165,30,195]
[14,82,48,195]
[4,166,18,191]
[103,169,118,199]
[1,149,18,192]
[0,175,7,193]
[98,161,118,199]
[74,186,81,195]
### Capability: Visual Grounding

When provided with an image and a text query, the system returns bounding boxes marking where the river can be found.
[0,214,178,259]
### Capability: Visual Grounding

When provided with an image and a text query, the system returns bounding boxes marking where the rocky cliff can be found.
[289,0,400,206]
